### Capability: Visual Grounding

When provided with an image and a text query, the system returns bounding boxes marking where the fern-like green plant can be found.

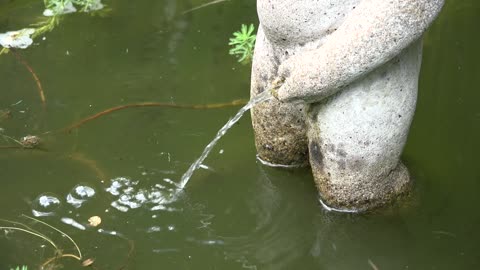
[10,266,28,270]
[228,24,256,64]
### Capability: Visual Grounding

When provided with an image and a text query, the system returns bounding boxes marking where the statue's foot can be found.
[313,162,412,212]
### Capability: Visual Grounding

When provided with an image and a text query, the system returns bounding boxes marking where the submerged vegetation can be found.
[0,0,108,107]
[229,24,256,64]
[10,266,28,270]
[1,215,84,269]
[0,0,106,54]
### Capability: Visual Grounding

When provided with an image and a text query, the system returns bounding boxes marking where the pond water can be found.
[0,0,479,269]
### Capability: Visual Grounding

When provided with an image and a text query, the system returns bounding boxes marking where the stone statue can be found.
[250,0,444,211]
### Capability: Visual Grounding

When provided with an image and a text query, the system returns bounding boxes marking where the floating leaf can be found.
[88,216,101,227]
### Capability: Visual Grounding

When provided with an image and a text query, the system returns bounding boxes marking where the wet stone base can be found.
[312,162,413,212]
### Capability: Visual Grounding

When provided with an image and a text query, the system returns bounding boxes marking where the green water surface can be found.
[0,0,479,269]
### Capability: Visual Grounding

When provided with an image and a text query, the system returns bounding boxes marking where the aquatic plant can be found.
[0,0,107,107]
[10,266,28,270]
[0,0,106,54]
[44,0,104,15]
[229,24,256,64]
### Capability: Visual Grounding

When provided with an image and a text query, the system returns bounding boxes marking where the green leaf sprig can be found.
[228,24,256,64]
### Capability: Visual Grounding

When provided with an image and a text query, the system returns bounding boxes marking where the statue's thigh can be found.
[250,28,308,166]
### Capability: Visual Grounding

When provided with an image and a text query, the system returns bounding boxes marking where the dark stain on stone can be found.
[282,68,291,78]
[309,140,323,169]
[326,144,335,152]
[273,54,280,69]
[260,74,268,84]
[338,159,346,170]
[337,148,347,158]
[351,158,365,171]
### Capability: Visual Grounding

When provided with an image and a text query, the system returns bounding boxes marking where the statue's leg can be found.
[307,40,423,211]
[250,27,308,166]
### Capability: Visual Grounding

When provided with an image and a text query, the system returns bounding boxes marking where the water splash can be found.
[106,177,182,212]
[178,91,273,189]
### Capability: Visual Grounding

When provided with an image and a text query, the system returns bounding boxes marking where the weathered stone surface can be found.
[250,28,309,166]
[306,40,422,210]
[251,0,444,211]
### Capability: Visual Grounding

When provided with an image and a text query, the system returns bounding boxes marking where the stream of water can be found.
[179,90,273,189]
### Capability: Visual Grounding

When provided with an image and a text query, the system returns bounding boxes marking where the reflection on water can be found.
[60,217,86,230]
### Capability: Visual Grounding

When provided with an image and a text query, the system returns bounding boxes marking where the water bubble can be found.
[74,185,95,198]
[66,184,95,208]
[32,193,61,216]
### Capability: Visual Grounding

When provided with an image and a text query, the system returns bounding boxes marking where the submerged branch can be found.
[63,99,247,132]
[68,152,108,181]
[41,253,82,269]
[0,226,58,251]
[0,110,11,121]
[182,0,229,14]
[11,49,46,108]
[22,215,83,259]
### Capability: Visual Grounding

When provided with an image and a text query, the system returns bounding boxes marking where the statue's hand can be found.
[272,50,326,103]
[270,0,445,104]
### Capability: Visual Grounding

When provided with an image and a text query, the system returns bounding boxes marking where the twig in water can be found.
[0,218,42,236]
[0,134,24,146]
[41,253,82,269]
[0,109,11,121]
[62,99,247,132]
[432,230,456,238]
[0,226,59,251]
[118,238,135,270]
[182,0,229,14]
[11,49,46,108]
[368,259,379,270]
[0,145,24,149]
[22,214,82,259]
[68,152,108,181]
[0,217,82,269]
